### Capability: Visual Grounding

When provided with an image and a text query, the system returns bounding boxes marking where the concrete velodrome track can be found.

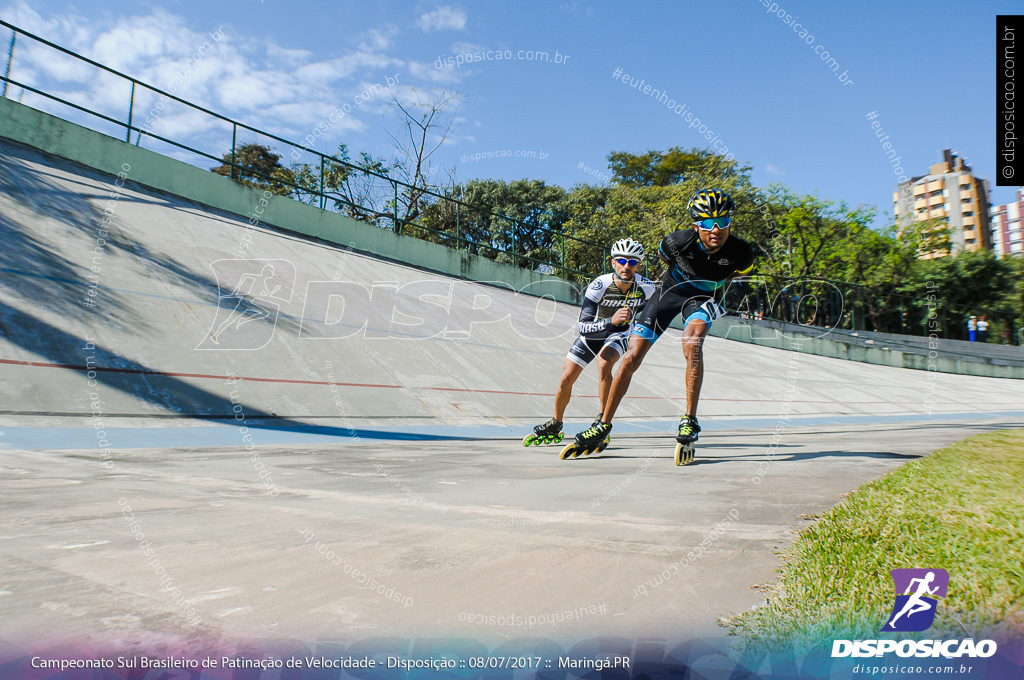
[2,138,1024,651]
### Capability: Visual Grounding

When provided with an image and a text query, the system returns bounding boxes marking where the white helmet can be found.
[610,238,645,261]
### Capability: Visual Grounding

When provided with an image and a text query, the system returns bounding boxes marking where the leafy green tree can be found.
[563,184,677,281]
[418,179,568,269]
[211,143,295,196]
[996,255,1024,344]
[290,149,352,207]
[913,249,1012,340]
[607,146,745,188]
[562,147,767,280]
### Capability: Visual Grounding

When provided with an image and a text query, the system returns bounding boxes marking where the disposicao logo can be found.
[883,568,948,632]
[831,568,998,659]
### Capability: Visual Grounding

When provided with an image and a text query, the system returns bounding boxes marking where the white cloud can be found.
[266,44,314,65]
[0,0,420,157]
[766,164,786,175]
[358,27,396,51]
[218,72,283,110]
[449,41,486,55]
[416,6,467,32]
[408,59,462,83]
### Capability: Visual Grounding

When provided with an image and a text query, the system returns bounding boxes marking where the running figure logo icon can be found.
[882,568,949,632]
[197,259,296,350]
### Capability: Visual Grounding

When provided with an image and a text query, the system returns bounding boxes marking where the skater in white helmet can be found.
[523,238,655,447]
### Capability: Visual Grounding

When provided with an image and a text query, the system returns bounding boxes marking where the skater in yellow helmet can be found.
[566,189,755,462]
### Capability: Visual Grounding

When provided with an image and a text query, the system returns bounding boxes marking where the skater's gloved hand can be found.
[609,307,631,326]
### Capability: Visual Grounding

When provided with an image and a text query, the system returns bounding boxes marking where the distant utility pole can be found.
[2,32,14,99]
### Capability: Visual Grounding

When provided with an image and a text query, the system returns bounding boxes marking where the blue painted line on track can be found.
[1,411,1022,451]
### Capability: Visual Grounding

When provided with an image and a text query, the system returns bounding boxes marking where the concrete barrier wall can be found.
[729,316,1024,365]
[712,318,1024,380]
[0,97,583,307]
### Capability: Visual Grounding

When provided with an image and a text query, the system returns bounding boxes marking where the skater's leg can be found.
[601,336,653,423]
[594,346,619,413]
[681,319,709,417]
[554,358,586,422]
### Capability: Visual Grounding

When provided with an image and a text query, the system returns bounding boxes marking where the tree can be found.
[761,189,876,279]
[468,179,569,268]
[559,148,766,281]
[290,144,400,225]
[561,183,676,282]
[607,150,667,187]
[912,249,1012,340]
[607,146,746,188]
[386,89,463,226]
[211,143,295,196]
[290,148,352,206]
[417,179,568,270]
[997,255,1024,344]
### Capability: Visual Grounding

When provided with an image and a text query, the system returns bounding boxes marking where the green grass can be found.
[723,429,1024,654]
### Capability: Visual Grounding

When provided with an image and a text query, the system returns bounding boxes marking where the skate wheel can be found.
[595,437,610,454]
[555,432,564,444]
[522,434,536,447]
[674,442,695,466]
[559,443,578,460]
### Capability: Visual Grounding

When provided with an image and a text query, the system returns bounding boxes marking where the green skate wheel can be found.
[555,432,564,443]
[522,434,536,447]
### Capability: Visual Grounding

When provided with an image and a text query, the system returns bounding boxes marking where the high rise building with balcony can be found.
[893,149,992,258]
[990,187,1024,257]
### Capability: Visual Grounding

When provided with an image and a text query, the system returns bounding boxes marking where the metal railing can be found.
[0,19,603,281]
[722,274,956,338]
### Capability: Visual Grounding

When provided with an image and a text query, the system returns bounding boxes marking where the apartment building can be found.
[893,149,992,258]
[990,187,1024,257]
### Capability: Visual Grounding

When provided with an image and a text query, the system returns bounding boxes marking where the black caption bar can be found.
[998,15,1024,186]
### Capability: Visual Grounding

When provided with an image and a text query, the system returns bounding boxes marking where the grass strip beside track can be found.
[724,429,1024,653]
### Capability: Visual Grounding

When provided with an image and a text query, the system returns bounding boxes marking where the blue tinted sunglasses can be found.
[695,217,732,231]
[614,257,640,266]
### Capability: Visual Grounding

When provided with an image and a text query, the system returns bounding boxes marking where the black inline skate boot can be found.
[560,421,612,459]
[522,417,564,447]
[676,415,701,444]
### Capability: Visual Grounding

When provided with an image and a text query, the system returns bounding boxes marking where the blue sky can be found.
[2,0,1020,225]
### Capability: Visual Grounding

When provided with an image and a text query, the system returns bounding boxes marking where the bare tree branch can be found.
[385,89,463,224]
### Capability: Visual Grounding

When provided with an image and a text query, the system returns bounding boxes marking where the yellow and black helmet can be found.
[687,188,734,220]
